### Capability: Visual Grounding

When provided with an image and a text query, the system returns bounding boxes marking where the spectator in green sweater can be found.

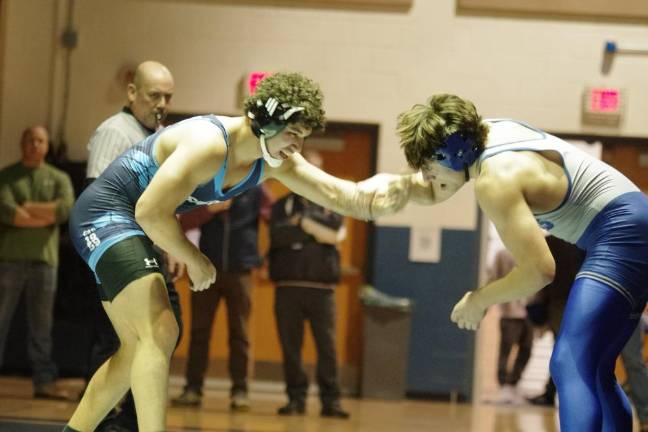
[0,125,74,399]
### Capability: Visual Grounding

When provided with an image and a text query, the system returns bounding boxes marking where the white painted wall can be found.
[2,0,648,229]
[0,0,57,164]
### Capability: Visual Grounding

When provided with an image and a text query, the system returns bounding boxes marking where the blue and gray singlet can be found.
[480,119,648,310]
[69,115,264,273]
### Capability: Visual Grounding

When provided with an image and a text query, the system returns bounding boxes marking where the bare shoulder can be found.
[158,118,227,161]
[483,150,542,174]
[480,151,543,185]
[476,154,533,206]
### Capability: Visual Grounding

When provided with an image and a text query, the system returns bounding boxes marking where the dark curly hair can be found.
[397,94,489,170]
[243,72,326,132]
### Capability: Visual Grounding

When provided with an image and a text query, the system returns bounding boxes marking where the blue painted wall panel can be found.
[371,226,480,398]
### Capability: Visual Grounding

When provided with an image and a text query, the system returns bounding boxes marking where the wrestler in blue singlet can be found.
[481,119,648,431]
[69,115,263,282]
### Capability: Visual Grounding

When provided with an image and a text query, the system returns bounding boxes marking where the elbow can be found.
[135,201,156,230]
[520,258,555,291]
[540,270,555,289]
[536,258,556,288]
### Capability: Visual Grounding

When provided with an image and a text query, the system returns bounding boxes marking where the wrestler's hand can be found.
[357,173,411,218]
[186,252,216,292]
[450,291,486,331]
[165,253,186,282]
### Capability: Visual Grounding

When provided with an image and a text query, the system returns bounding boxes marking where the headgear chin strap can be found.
[434,131,483,181]
[259,135,283,168]
[247,98,305,168]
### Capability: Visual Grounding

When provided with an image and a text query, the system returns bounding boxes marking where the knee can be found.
[162,317,180,352]
[549,343,573,385]
[173,311,183,338]
[149,314,180,355]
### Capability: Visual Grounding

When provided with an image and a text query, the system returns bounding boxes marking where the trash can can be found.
[359,285,413,399]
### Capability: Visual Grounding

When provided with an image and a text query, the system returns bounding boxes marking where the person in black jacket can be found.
[172,185,271,411]
[270,150,350,419]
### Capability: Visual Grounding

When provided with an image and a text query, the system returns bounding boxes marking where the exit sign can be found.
[588,88,622,113]
[246,71,271,95]
[238,71,272,108]
[582,86,625,127]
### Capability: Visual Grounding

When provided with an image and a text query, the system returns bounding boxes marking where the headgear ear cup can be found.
[435,132,483,180]
[246,98,305,168]
[248,99,273,137]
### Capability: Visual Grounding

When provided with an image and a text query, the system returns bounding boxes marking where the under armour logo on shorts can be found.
[144,258,159,269]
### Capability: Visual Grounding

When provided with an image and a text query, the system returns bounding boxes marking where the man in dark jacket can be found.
[172,185,270,411]
[270,150,350,419]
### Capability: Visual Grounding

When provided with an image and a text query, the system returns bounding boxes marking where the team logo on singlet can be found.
[82,228,101,251]
[144,258,159,269]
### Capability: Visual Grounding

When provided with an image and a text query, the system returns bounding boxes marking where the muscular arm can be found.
[469,174,555,309]
[135,122,224,269]
[267,153,414,220]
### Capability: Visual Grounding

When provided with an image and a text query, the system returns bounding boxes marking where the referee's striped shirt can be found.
[86,108,154,179]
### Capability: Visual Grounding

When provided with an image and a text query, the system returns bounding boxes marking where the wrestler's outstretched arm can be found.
[450,166,556,331]
[135,121,224,291]
[268,153,441,220]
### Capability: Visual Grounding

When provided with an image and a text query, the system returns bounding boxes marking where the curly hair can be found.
[243,72,326,132]
[396,94,489,169]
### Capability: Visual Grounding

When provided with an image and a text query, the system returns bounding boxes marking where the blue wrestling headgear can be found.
[247,98,305,167]
[434,131,483,181]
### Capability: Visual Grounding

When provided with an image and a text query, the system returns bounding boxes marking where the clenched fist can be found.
[186,252,216,292]
[357,173,411,219]
[450,291,486,331]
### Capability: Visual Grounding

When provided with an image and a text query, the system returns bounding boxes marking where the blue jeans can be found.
[0,260,58,387]
[621,321,648,422]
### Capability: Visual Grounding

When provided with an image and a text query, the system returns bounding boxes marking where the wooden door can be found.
[602,141,648,191]
[170,117,377,393]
